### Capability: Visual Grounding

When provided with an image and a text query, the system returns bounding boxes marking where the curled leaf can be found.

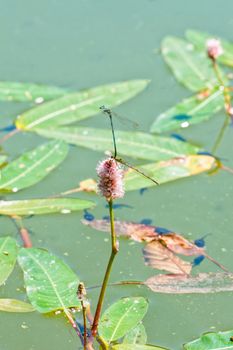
[143,241,192,275]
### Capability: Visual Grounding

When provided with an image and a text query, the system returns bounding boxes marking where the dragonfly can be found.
[99,105,159,186]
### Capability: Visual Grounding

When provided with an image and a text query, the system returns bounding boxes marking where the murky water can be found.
[0,0,233,349]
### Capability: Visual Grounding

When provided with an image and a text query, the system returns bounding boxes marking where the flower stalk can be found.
[91,156,124,338]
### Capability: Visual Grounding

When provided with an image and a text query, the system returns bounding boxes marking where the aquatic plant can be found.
[0,30,233,350]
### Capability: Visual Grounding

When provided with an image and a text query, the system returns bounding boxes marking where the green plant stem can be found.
[212,114,230,154]
[96,335,109,350]
[91,198,118,338]
[211,60,232,153]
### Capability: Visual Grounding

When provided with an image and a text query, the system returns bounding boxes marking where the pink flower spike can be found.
[96,157,125,200]
[206,38,223,60]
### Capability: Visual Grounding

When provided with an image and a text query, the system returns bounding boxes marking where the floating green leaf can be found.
[0,198,95,216]
[186,29,233,67]
[18,248,80,313]
[33,127,199,161]
[0,299,34,312]
[15,80,149,130]
[0,81,67,102]
[150,89,224,133]
[184,330,233,349]
[0,237,18,286]
[123,324,147,345]
[161,36,222,91]
[99,297,148,342]
[124,155,216,191]
[112,345,168,350]
[0,140,68,193]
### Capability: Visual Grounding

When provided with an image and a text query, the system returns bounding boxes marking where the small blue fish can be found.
[75,320,92,337]
[139,187,148,195]
[197,151,213,157]
[155,226,171,235]
[170,133,187,142]
[194,233,211,248]
[140,218,153,225]
[173,114,192,121]
[105,203,133,209]
[0,125,16,132]
[83,209,95,222]
[192,255,205,267]
[102,215,110,221]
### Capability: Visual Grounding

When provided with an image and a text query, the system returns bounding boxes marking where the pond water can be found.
[0,0,233,349]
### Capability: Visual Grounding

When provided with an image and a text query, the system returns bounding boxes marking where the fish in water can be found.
[139,187,148,195]
[170,133,187,142]
[173,114,192,121]
[140,218,153,225]
[192,255,205,267]
[83,209,95,222]
[194,234,211,248]
[0,125,16,132]
[155,226,171,235]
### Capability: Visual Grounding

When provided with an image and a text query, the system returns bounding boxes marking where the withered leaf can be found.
[145,272,233,294]
[143,241,192,275]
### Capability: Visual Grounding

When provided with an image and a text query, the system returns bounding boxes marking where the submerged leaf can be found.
[143,241,192,275]
[34,127,199,161]
[99,297,148,342]
[0,198,95,216]
[145,272,233,294]
[150,89,224,133]
[161,36,222,91]
[18,248,80,313]
[0,81,67,102]
[184,329,233,349]
[186,29,233,68]
[0,140,68,192]
[15,80,149,130]
[123,323,147,345]
[0,299,34,312]
[0,237,18,286]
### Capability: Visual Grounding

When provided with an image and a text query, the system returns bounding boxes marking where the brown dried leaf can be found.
[159,234,205,256]
[143,241,192,275]
[82,219,157,242]
[145,272,233,294]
